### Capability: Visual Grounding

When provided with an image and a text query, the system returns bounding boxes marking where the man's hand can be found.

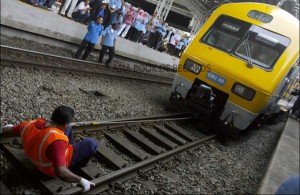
[2,124,14,131]
[79,178,95,192]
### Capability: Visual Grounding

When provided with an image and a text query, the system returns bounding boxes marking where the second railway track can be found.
[0,113,216,194]
[0,45,174,85]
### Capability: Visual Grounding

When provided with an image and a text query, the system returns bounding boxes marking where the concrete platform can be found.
[0,0,179,69]
[258,117,299,194]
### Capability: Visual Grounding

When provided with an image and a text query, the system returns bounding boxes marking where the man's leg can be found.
[37,0,47,7]
[69,138,98,169]
[98,46,107,63]
[78,12,90,23]
[106,46,115,65]
[74,39,88,59]
[59,0,71,15]
[44,0,55,8]
[82,42,95,60]
[67,0,79,18]
[72,11,81,22]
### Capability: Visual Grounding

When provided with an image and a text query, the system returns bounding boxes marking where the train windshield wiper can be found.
[244,33,254,68]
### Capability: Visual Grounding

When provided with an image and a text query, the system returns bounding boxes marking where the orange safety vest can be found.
[19,119,73,177]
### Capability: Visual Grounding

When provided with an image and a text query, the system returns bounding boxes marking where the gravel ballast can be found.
[0,35,284,194]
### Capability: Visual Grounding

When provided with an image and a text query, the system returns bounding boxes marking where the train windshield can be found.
[235,26,290,69]
[202,15,291,70]
[202,15,251,52]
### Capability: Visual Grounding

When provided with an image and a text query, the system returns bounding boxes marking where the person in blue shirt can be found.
[110,12,123,27]
[98,23,120,66]
[74,17,104,60]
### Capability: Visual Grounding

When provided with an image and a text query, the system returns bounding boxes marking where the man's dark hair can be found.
[51,106,75,125]
[112,22,120,28]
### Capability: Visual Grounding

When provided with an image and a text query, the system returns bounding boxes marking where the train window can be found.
[235,25,291,70]
[235,40,279,68]
[201,15,251,52]
[248,10,273,23]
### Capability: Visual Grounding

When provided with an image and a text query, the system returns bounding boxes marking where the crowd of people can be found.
[21,0,191,63]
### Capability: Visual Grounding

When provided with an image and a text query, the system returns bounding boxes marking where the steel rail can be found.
[1,58,173,85]
[0,113,194,143]
[71,113,194,133]
[58,134,216,194]
[0,45,175,80]
[72,112,193,126]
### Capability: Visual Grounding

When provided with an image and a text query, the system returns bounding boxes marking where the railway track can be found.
[0,45,174,85]
[0,113,216,194]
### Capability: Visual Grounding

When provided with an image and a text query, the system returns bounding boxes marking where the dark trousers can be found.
[167,43,175,56]
[125,26,134,40]
[98,45,115,64]
[174,48,181,58]
[86,0,101,23]
[64,126,98,169]
[132,29,142,42]
[103,7,111,28]
[44,0,55,8]
[72,11,89,23]
[150,31,163,49]
[147,32,155,47]
[74,39,95,60]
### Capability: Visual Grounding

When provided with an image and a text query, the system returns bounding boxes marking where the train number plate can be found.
[206,72,226,86]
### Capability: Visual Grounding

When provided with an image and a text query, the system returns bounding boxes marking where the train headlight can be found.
[232,83,256,101]
[184,59,202,74]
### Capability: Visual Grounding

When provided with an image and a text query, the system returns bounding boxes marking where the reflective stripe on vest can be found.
[38,129,67,167]
[20,120,35,137]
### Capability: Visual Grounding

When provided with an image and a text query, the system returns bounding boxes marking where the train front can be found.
[170,3,299,131]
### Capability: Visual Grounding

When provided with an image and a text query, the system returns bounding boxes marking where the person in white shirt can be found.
[72,0,91,23]
[169,30,180,56]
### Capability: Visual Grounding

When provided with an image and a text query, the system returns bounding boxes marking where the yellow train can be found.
[170,3,299,130]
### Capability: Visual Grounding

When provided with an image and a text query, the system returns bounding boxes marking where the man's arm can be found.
[48,141,95,192]
[54,165,81,182]
[1,124,20,137]
[54,166,95,192]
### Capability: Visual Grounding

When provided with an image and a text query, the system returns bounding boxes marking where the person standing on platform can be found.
[174,39,185,58]
[147,13,159,48]
[169,30,180,56]
[86,0,104,23]
[87,3,106,23]
[102,0,121,28]
[1,105,97,193]
[72,0,91,23]
[74,17,104,60]
[98,23,120,66]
